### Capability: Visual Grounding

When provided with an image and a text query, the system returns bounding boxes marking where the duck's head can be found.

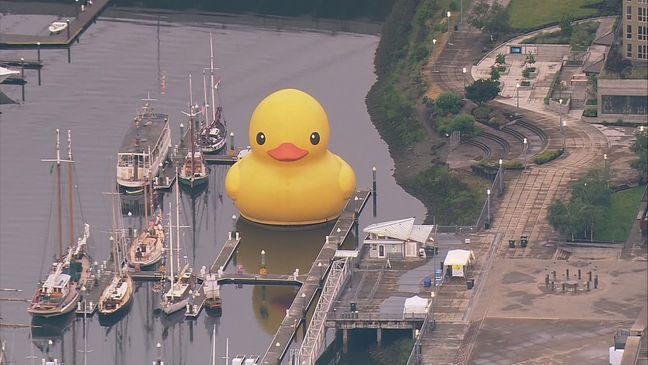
[249,89,330,164]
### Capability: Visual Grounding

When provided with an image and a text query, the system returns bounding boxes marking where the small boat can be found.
[0,66,20,84]
[178,76,209,190]
[99,195,134,318]
[28,130,92,318]
[160,177,197,315]
[128,214,165,269]
[48,21,68,34]
[203,273,222,313]
[116,97,171,190]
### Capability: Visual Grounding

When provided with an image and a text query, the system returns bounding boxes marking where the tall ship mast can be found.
[116,96,171,191]
[197,32,227,154]
[179,74,209,190]
[28,130,92,318]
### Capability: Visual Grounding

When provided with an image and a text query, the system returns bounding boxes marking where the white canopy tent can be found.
[403,295,428,318]
[443,249,475,277]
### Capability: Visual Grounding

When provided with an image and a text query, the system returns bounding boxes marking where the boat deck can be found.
[119,111,169,153]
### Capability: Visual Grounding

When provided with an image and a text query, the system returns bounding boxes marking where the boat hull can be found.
[178,174,209,189]
[98,276,134,318]
[161,296,190,315]
[27,291,80,318]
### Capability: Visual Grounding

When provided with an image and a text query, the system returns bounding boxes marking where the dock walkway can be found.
[0,0,112,49]
[260,189,371,365]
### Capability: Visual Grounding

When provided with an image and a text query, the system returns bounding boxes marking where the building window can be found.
[628,6,633,20]
[639,7,647,22]
[639,44,647,60]
[627,25,633,39]
[640,26,648,41]
[627,43,633,58]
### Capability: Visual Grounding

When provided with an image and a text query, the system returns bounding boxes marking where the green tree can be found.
[435,91,464,115]
[490,66,501,81]
[467,0,509,40]
[495,53,506,65]
[559,14,574,37]
[465,79,500,105]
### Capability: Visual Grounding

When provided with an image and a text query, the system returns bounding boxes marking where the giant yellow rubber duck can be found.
[225,89,356,225]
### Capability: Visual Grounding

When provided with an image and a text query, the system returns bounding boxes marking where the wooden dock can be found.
[210,235,242,273]
[128,269,166,282]
[0,0,112,49]
[185,283,205,319]
[217,272,306,286]
[260,189,371,365]
[76,267,113,316]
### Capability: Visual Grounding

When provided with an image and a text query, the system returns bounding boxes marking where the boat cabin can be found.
[363,218,435,260]
[42,272,71,297]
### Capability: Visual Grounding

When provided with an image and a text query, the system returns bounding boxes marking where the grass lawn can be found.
[507,0,599,30]
[594,185,646,242]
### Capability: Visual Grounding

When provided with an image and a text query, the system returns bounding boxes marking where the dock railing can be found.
[298,257,353,365]
[405,300,437,365]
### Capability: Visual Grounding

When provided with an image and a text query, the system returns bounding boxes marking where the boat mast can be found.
[175,168,181,271]
[41,130,73,257]
[211,323,216,365]
[189,74,196,186]
[209,32,218,124]
[202,70,210,126]
[67,130,75,249]
[168,202,174,290]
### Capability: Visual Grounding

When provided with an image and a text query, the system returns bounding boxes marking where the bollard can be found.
[37,42,42,85]
[228,231,232,240]
[230,132,235,153]
[235,231,240,240]
[594,275,598,289]
[588,271,592,281]
[586,281,590,291]
[562,283,565,292]
[578,269,581,280]
[372,166,377,217]
[180,123,184,145]
[566,269,569,279]
[551,281,554,291]
[545,274,549,287]
[66,19,71,40]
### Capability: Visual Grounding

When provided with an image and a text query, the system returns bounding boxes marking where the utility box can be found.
[520,235,528,248]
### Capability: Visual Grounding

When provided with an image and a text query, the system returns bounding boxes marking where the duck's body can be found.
[225,88,356,226]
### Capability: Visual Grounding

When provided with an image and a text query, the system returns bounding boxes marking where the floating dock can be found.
[210,234,243,273]
[0,58,43,69]
[0,0,112,49]
[76,266,113,316]
[260,189,371,365]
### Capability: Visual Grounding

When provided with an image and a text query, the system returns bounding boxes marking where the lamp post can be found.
[523,138,528,170]
[460,0,463,27]
[486,189,491,227]
[515,82,520,113]
[447,11,451,33]
[498,158,503,195]
[462,67,467,88]
[559,98,565,151]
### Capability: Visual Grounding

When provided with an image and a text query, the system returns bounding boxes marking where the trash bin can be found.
[508,240,516,248]
[466,278,475,290]
[350,302,357,312]
[423,276,432,288]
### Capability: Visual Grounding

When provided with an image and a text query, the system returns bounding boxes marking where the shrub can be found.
[534,149,564,164]
[490,67,501,81]
[527,54,536,64]
[435,91,464,115]
[465,79,501,105]
[522,68,531,78]
[583,108,597,117]
[497,65,506,72]
[585,98,598,105]
[437,113,479,137]
[472,105,492,122]
[495,53,506,65]
[520,80,531,86]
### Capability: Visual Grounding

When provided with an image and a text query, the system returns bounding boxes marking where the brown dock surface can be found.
[0,0,111,49]
[260,189,371,365]
[210,236,242,273]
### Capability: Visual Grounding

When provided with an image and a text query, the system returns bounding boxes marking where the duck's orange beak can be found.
[267,143,308,161]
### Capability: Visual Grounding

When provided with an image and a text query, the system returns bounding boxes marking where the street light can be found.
[462,67,467,88]
[559,98,565,151]
[498,159,503,195]
[447,11,451,33]
[486,189,491,227]
[523,138,528,170]
[515,82,520,113]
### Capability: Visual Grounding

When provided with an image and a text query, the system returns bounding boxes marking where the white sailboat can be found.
[160,174,195,315]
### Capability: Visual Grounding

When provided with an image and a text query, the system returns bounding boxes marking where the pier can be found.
[76,266,113,316]
[259,189,371,365]
[210,234,242,273]
[0,0,112,49]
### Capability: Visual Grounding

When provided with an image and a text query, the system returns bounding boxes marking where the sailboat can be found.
[127,178,165,269]
[197,33,227,154]
[179,74,209,190]
[203,273,222,314]
[28,130,92,318]
[160,175,197,315]
[98,193,133,318]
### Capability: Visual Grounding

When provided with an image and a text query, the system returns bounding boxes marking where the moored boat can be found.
[28,130,91,318]
[98,275,133,317]
[178,76,209,190]
[0,66,20,84]
[128,214,165,269]
[116,98,171,191]
[197,33,227,154]
[48,21,68,34]
[203,273,222,313]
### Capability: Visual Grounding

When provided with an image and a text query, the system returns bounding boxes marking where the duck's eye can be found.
[256,132,266,145]
[310,132,320,145]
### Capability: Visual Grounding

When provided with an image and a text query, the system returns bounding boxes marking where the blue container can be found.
[423,276,432,288]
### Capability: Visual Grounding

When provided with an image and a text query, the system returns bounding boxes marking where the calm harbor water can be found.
[0,8,425,364]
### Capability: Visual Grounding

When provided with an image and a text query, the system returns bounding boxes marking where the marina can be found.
[0,7,427,364]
